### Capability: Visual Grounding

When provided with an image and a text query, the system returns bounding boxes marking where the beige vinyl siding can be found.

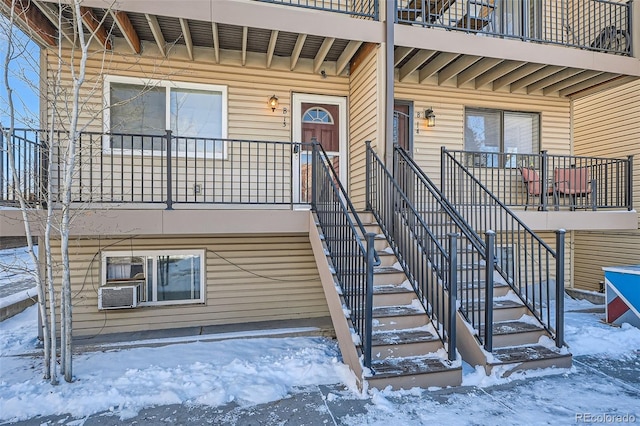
[44,48,350,204]
[349,45,380,208]
[573,80,640,291]
[50,235,327,337]
[394,82,571,188]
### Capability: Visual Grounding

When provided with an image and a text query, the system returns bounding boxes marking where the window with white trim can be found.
[465,108,540,167]
[102,250,205,305]
[104,76,228,158]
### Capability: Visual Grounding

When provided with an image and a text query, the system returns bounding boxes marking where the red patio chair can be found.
[519,167,553,210]
[553,167,596,211]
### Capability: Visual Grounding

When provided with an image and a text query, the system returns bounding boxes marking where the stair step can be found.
[462,298,528,322]
[372,328,443,359]
[373,284,415,307]
[488,345,573,374]
[489,319,547,347]
[368,356,462,390]
[372,304,428,330]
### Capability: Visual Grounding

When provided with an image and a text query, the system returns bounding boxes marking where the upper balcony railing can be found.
[0,128,316,209]
[444,148,633,211]
[256,0,379,19]
[397,0,632,56]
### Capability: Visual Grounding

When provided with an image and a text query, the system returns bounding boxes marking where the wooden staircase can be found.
[311,212,462,390]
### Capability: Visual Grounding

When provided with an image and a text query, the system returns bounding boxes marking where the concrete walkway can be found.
[9,352,640,426]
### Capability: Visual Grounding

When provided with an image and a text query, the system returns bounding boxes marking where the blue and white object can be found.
[603,265,640,328]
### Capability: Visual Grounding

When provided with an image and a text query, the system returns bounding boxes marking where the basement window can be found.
[465,108,540,168]
[102,250,205,306]
[104,76,228,159]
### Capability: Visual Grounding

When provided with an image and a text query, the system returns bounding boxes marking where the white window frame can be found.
[101,249,206,306]
[103,75,228,159]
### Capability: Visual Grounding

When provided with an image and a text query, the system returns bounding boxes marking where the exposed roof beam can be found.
[560,73,622,97]
[2,0,57,46]
[336,40,362,75]
[399,49,436,82]
[80,6,111,49]
[179,18,193,60]
[526,68,583,94]
[349,42,377,74]
[457,57,503,87]
[33,1,73,45]
[266,30,278,69]
[565,75,636,99]
[542,70,603,95]
[145,13,165,57]
[111,10,140,54]
[241,26,248,66]
[418,52,458,83]
[438,55,481,85]
[475,61,525,88]
[394,46,413,67]
[211,22,219,63]
[510,66,565,92]
[290,33,306,71]
[313,36,335,74]
[492,63,546,90]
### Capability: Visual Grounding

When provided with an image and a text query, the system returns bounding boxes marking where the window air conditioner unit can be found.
[98,281,143,310]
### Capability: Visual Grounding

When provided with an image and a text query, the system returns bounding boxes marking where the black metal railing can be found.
[257,0,379,19]
[396,0,632,56]
[367,142,459,358]
[0,127,44,206]
[445,149,633,211]
[0,128,317,208]
[312,142,377,368]
[442,147,566,347]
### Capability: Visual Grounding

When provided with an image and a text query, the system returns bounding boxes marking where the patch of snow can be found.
[383,247,394,254]
[0,287,38,309]
[391,262,404,271]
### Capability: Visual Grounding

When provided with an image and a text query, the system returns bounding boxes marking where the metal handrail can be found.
[441,147,565,346]
[367,142,458,359]
[395,0,632,56]
[446,149,633,211]
[0,128,321,208]
[256,0,379,20]
[312,142,376,368]
[390,144,498,351]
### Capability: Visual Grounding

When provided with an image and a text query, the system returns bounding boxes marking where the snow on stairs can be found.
[452,249,572,377]
[415,210,572,376]
[358,212,462,390]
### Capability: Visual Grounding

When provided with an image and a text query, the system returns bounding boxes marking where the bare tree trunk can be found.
[2,0,52,382]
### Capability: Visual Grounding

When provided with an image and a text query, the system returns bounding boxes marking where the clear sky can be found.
[0,15,40,128]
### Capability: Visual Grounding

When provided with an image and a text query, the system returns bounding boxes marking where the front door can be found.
[293,94,347,203]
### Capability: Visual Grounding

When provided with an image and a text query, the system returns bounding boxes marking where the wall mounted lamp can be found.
[268,95,279,112]
[425,108,436,127]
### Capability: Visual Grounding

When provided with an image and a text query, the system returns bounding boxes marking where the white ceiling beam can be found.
[266,30,279,69]
[241,26,248,66]
[180,18,193,60]
[313,37,335,74]
[211,22,219,63]
[457,57,503,87]
[438,55,481,85]
[492,63,546,90]
[290,33,307,71]
[510,66,565,92]
[394,46,413,66]
[336,40,362,75]
[145,14,165,57]
[418,52,458,83]
[474,61,525,88]
[398,49,435,82]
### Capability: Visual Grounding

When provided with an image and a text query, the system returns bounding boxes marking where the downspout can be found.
[385,0,395,167]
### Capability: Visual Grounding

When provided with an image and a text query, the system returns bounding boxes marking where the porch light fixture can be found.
[268,95,279,112]
[425,108,436,127]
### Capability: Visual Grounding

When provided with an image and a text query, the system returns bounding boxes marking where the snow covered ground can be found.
[1,244,639,424]
[0,246,37,307]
